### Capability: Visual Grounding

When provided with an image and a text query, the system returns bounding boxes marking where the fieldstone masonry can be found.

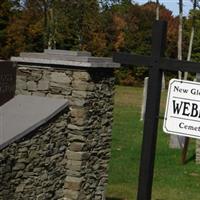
[0,50,119,200]
[0,106,69,200]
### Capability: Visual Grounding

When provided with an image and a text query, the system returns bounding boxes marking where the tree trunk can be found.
[170,0,184,149]
[184,0,196,80]
[156,0,165,90]
[178,0,183,79]
[156,0,159,20]
[184,27,195,80]
[44,0,48,48]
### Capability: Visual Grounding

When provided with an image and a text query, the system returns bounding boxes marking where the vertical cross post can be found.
[113,20,200,200]
[137,21,167,200]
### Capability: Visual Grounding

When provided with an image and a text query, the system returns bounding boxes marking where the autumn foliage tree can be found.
[0,0,192,86]
[1,0,44,58]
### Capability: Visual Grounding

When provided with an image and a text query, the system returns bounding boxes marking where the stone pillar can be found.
[11,50,119,200]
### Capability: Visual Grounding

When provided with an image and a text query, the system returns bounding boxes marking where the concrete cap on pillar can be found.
[11,49,120,68]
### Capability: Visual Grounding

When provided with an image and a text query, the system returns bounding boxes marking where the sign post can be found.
[113,20,200,200]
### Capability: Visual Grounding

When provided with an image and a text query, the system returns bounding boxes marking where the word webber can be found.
[164,79,200,139]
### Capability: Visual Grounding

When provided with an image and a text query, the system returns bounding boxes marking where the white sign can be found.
[163,79,200,139]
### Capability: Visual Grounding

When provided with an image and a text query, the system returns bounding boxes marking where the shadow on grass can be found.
[184,153,196,164]
[106,198,123,200]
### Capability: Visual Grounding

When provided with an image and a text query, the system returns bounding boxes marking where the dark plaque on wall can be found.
[0,61,16,106]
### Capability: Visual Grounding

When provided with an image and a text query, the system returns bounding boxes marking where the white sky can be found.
[135,0,193,16]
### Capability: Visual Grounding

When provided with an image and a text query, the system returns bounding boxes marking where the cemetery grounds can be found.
[106,86,200,200]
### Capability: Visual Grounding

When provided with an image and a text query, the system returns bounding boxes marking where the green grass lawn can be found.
[106,86,200,200]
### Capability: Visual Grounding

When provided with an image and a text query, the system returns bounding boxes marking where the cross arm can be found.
[113,53,154,66]
[113,52,200,74]
[160,58,200,73]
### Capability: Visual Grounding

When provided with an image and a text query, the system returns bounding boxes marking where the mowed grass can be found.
[106,86,200,200]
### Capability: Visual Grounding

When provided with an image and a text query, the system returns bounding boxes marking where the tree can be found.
[0,0,22,58]
[47,0,106,54]
[0,0,107,57]
[0,0,11,56]
[186,9,200,62]
[3,0,44,57]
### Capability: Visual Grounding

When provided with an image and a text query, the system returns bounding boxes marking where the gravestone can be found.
[140,77,148,121]
[0,61,16,106]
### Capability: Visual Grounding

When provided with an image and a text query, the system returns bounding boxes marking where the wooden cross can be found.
[113,20,200,200]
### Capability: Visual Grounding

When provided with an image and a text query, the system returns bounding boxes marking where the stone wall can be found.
[12,60,116,199]
[0,108,69,200]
